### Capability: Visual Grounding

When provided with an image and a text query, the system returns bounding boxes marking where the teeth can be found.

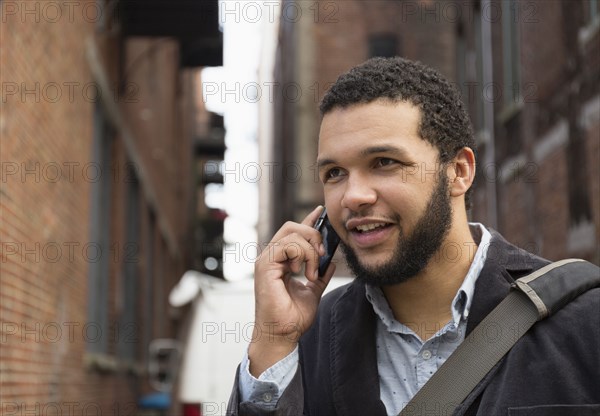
[356,223,386,232]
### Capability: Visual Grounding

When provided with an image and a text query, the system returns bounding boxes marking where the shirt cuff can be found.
[238,345,299,408]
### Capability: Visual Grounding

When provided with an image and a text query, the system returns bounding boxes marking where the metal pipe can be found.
[480,0,498,229]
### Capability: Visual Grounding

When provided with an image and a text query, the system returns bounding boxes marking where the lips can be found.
[345,218,395,247]
[346,218,394,232]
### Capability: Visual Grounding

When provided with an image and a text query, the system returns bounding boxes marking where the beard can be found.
[340,172,452,286]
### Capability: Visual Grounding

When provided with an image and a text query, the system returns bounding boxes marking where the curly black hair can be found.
[319,57,476,209]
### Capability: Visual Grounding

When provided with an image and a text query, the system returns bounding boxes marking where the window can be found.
[86,102,114,354]
[368,34,399,58]
[584,0,599,24]
[473,6,485,132]
[579,0,599,45]
[457,4,485,133]
[156,237,167,336]
[567,134,593,225]
[456,24,467,107]
[143,209,156,360]
[117,165,140,361]
[501,0,521,107]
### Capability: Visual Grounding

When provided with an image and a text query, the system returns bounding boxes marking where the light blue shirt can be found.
[239,223,491,413]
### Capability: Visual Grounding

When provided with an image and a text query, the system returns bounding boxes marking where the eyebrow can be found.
[360,145,410,158]
[317,144,410,169]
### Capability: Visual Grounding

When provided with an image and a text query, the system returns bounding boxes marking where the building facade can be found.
[265,0,599,266]
[464,0,599,264]
[0,0,222,413]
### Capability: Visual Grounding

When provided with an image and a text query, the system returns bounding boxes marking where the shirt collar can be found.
[365,223,492,331]
[450,223,491,324]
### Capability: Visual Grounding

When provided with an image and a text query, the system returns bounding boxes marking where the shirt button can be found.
[263,392,273,402]
[422,350,432,360]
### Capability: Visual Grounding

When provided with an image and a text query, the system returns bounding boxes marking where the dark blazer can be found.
[227,231,600,415]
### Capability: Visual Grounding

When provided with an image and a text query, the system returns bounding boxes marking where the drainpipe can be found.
[480,0,498,229]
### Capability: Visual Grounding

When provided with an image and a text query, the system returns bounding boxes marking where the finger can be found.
[305,250,337,282]
[300,205,327,254]
[286,237,321,280]
[300,205,325,227]
[306,263,336,296]
[267,235,320,271]
[270,207,325,254]
[271,205,323,242]
[321,262,336,283]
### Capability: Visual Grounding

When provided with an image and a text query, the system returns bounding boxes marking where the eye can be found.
[375,157,397,168]
[322,167,345,182]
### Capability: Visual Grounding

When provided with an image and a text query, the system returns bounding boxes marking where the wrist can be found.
[248,342,297,378]
[251,321,303,344]
[248,324,300,377]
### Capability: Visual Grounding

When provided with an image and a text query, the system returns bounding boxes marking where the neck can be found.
[381,222,476,341]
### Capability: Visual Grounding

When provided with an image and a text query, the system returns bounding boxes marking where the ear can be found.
[447,147,476,198]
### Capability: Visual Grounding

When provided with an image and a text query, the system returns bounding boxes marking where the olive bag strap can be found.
[399,258,600,416]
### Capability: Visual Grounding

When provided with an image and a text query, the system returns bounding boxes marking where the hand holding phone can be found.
[249,206,337,377]
[313,208,341,277]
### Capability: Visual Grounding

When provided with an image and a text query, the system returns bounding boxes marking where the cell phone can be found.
[313,207,341,277]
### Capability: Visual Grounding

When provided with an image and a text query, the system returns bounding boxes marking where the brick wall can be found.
[1,1,200,413]
[312,0,457,106]
[484,0,600,263]
[0,0,101,412]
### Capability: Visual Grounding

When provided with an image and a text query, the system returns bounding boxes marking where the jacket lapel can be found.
[465,229,544,336]
[329,281,388,415]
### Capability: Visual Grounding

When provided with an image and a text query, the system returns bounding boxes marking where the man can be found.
[227,57,600,415]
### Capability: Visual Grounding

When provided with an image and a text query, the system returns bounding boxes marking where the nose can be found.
[340,174,377,211]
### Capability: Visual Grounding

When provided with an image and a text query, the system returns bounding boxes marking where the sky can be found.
[201,1,278,280]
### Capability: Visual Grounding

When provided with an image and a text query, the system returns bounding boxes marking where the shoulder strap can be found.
[399,259,600,416]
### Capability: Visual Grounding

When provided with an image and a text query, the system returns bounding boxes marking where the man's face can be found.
[317,100,453,285]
